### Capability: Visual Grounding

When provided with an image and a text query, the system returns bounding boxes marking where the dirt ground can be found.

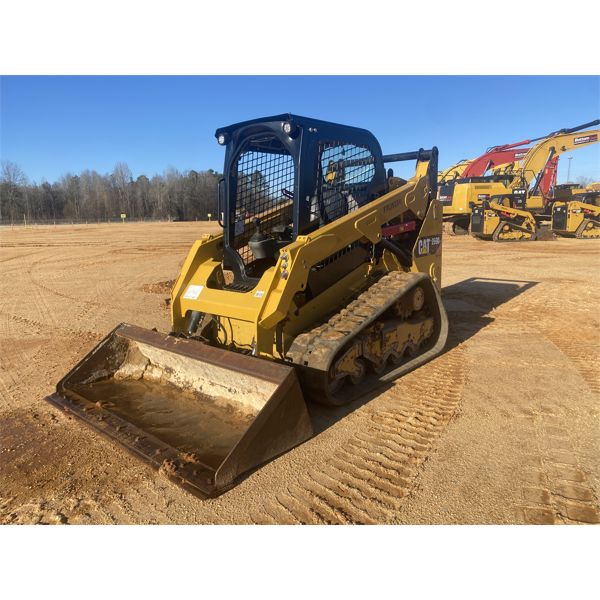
[1,221,599,525]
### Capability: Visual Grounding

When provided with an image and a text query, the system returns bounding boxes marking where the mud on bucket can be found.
[46,323,312,498]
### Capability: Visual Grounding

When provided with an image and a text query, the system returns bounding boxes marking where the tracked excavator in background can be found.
[470,119,599,241]
[440,138,559,234]
[46,115,448,498]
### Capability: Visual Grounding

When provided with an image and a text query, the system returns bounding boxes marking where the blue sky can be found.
[1,76,598,184]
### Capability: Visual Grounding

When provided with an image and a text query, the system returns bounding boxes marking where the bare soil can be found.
[1,222,599,524]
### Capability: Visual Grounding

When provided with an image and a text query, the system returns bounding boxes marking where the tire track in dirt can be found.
[0,240,180,413]
[0,286,47,409]
[26,254,123,315]
[0,250,44,264]
[476,278,599,523]
[97,475,182,525]
[25,250,172,328]
[544,333,600,397]
[0,241,106,248]
[0,310,103,411]
[24,251,134,336]
[497,281,600,398]
[250,347,466,524]
[0,339,45,409]
[0,311,104,341]
[515,409,600,524]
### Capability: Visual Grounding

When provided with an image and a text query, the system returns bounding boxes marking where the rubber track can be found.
[575,219,600,239]
[492,220,536,242]
[289,271,405,365]
[287,270,445,401]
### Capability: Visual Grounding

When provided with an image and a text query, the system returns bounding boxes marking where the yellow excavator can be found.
[438,158,473,185]
[438,159,474,235]
[46,115,448,497]
[470,120,599,241]
[550,183,600,238]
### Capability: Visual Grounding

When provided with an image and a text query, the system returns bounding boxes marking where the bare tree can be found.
[111,162,133,217]
[576,176,594,187]
[0,160,28,223]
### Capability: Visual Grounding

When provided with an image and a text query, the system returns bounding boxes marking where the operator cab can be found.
[215,114,387,287]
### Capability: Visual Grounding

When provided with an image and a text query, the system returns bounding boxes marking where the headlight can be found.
[217,133,228,145]
[282,121,298,137]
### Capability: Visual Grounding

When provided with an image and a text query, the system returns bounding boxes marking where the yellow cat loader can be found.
[46,115,448,498]
[550,184,600,238]
[471,196,538,241]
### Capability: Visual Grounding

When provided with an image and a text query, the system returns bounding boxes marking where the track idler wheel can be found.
[367,357,388,376]
[349,358,367,386]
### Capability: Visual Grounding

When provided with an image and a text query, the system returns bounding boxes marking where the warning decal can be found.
[183,285,204,300]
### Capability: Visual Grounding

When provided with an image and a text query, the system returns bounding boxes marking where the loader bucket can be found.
[45,324,313,498]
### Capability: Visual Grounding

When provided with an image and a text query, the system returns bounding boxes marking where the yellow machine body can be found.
[171,174,443,360]
[470,200,537,241]
[442,179,509,218]
[551,200,600,238]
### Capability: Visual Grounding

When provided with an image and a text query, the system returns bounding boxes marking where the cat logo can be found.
[415,235,442,257]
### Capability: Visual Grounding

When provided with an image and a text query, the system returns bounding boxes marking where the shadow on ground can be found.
[309,276,539,435]
[442,277,538,352]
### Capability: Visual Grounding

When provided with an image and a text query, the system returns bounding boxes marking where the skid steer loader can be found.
[550,184,600,238]
[46,115,448,498]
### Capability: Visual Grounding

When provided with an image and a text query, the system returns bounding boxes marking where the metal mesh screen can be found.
[312,142,375,224]
[232,142,295,264]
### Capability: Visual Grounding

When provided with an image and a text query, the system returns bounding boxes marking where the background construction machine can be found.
[438,158,473,186]
[550,182,600,238]
[46,115,448,498]
[440,138,558,234]
[470,119,599,241]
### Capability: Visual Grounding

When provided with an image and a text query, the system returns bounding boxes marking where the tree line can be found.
[0,160,222,224]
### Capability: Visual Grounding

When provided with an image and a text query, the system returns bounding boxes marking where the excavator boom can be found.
[438,159,473,183]
[460,147,530,179]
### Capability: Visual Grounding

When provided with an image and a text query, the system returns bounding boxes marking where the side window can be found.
[232,139,295,265]
[313,142,375,224]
